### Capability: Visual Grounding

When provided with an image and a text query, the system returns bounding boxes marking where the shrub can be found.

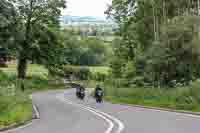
[64,66,91,80]
[77,67,91,80]
[105,78,129,88]
[91,72,107,81]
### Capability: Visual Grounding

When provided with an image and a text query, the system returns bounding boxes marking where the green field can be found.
[1,64,48,77]
[88,66,110,75]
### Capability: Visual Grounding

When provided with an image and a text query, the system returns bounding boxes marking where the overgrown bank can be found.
[103,79,200,112]
[99,0,200,113]
[0,71,32,128]
[0,94,32,128]
[0,65,66,128]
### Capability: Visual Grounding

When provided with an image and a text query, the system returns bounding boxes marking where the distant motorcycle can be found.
[79,90,85,100]
[76,86,85,100]
[95,89,103,103]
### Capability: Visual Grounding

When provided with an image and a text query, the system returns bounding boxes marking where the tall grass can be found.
[0,94,32,128]
[0,71,32,128]
[104,80,200,112]
[0,64,66,128]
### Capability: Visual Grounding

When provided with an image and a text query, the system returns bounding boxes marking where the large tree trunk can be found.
[17,58,27,79]
[17,55,28,91]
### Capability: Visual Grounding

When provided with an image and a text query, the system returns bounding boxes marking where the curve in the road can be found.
[86,106,125,133]
[57,94,125,133]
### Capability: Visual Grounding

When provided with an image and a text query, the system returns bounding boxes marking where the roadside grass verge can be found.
[104,80,200,112]
[0,64,67,129]
[0,93,32,128]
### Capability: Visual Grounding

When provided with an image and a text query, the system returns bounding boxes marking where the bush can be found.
[77,67,91,80]
[91,72,107,81]
[64,66,91,80]
[175,80,200,110]
[105,78,129,87]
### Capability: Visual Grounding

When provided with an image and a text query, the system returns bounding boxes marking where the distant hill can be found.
[61,15,113,24]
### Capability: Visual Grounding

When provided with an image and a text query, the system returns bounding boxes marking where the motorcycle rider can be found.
[95,85,103,103]
[79,85,85,100]
[76,85,81,97]
[76,84,85,100]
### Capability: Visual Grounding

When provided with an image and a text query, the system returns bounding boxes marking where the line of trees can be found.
[61,31,108,66]
[107,0,200,87]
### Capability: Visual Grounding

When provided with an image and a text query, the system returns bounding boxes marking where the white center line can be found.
[57,93,125,133]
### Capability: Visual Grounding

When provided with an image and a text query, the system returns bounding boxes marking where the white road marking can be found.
[57,95,114,133]
[150,108,200,119]
[86,106,125,133]
[2,96,40,133]
[57,93,125,133]
[2,121,34,133]
[33,105,40,119]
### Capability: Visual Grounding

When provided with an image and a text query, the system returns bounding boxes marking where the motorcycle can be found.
[95,90,103,103]
[76,86,85,100]
[79,90,85,100]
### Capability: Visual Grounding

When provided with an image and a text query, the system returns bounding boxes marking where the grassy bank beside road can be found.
[0,71,33,128]
[0,94,32,128]
[0,64,66,129]
[104,80,200,112]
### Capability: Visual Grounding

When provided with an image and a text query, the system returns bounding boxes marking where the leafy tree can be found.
[0,0,16,48]
[147,16,200,86]
[63,34,107,66]
[11,0,65,80]
[0,0,66,90]
[108,0,200,87]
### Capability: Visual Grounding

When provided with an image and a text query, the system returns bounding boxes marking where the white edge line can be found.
[57,95,114,133]
[86,106,125,133]
[1,122,33,133]
[63,90,125,133]
[30,95,40,119]
[33,105,40,119]
[1,96,39,133]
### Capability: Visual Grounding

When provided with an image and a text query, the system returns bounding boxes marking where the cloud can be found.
[62,0,111,17]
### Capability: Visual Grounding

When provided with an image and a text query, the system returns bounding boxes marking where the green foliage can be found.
[110,57,124,78]
[64,66,91,80]
[108,0,200,87]
[0,71,32,127]
[104,80,200,112]
[0,63,67,127]
[122,61,136,79]
[0,0,66,82]
[0,95,32,127]
[145,16,200,86]
[0,0,16,47]
[63,35,107,66]
[91,72,107,82]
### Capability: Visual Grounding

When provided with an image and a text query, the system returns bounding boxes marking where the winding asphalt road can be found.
[3,89,200,133]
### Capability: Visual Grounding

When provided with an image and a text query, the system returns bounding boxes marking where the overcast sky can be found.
[62,0,111,18]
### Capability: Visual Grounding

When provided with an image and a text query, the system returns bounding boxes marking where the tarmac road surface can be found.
[4,89,200,133]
